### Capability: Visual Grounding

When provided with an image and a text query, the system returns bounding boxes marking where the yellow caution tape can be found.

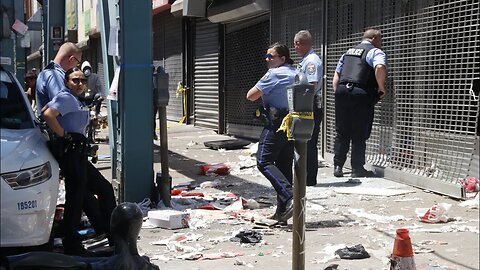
[176,82,189,124]
[277,112,314,140]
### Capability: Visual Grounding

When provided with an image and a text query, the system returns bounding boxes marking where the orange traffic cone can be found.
[389,228,416,270]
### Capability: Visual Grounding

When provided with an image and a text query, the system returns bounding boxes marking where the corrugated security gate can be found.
[270,0,326,148]
[193,18,220,130]
[224,18,270,138]
[325,0,479,198]
[153,11,183,121]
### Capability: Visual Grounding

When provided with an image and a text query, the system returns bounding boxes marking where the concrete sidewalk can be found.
[94,123,479,270]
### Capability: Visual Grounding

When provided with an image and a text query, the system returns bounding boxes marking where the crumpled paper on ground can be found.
[415,203,452,223]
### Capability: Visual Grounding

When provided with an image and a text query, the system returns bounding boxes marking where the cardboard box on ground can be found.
[148,210,190,229]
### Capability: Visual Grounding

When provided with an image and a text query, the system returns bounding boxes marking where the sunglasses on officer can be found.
[265,53,279,60]
[71,78,87,85]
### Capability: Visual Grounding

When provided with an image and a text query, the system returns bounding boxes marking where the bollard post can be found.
[158,106,171,207]
[292,141,307,270]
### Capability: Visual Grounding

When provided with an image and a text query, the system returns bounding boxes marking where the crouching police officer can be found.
[42,67,116,255]
[247,43,296,223]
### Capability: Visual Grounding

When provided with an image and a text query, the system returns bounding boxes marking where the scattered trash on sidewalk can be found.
[200,180,222,188]
[323,264,339,270]
[334,187,415,197]
[150,232,203,246]
[199,162,231,175]
[458,177,479,193]
[415,203,452,223]
[147,209,190,229]
[334,244,370,259]
[348,208,407,223]
[230,230,263,244]
[459,198,479,209]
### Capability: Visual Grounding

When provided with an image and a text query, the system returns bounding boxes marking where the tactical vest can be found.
[339,43,378,92]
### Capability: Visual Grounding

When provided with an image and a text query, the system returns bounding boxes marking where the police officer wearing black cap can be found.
[332,28,388,177]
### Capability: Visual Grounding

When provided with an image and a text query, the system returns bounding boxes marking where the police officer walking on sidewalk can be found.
[332,28,388,177]
[247,43,296,223]
[294,30,324,186]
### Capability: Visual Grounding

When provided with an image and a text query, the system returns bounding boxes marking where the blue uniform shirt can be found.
[36,61,65,116]
[255,64,296,110]
[47,89,89,134]
[335,41,388,73]
[297,49,323,95]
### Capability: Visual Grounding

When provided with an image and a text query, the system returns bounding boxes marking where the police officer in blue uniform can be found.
[332,28,388,177]
[247,43,296,223]
[43,67,116,255]
[36,42,82,116]
[294,30,324,186]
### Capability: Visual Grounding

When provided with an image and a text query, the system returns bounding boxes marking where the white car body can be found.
[0,67,60,247]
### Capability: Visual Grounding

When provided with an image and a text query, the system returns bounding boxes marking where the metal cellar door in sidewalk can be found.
[193,18,220,130]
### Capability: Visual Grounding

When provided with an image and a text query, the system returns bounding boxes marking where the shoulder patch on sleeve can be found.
[261,71,270,81]
[307,63,316,75]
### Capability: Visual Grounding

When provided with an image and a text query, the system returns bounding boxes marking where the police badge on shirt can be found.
[306,63,316,75]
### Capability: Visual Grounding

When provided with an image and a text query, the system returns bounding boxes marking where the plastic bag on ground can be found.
[334,244,370,259]
[415,202,452,223]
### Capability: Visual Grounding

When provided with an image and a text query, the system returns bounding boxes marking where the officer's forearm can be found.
[332,72,340,92]
[43,108,64,137]
[246,86,262,101]
[375,65,387,92]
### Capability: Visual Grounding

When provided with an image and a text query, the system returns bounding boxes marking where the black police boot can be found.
[334,165,343,177]
[351,167,375,178]
[279,198,294,222]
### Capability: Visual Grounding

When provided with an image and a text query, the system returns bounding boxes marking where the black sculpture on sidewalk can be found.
[3,203,159,270]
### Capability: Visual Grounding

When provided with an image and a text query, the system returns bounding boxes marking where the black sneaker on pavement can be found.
[333,165,344,177]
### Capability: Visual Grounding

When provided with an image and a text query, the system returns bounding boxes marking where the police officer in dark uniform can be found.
[247,43,296,223]
[332,28,388,177]
[42,67,116,255]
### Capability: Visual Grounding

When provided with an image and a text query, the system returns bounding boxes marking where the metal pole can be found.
[158,106,171,207]
[292,140,307,270]
[119,0,153,202]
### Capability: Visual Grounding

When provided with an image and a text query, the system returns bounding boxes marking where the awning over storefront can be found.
[207,0,269,23]
[171,0,205,17]
[153,0,170,15]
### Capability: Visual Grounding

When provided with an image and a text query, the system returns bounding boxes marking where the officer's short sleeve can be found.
[255,70,276,95]
[305,62,319,83]
[48,93,78,116]
[335,54,345,73]
[368,49,388,69]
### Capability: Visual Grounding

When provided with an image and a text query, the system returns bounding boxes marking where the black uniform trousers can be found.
[58,142,116,249]
[333,84,375,170]
[256,126,294,211]
[306,95,324,186]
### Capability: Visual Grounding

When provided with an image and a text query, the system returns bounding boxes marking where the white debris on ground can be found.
[135,145,479,268]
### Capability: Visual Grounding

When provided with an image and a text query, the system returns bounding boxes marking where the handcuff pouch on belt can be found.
[254,107,288,129]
